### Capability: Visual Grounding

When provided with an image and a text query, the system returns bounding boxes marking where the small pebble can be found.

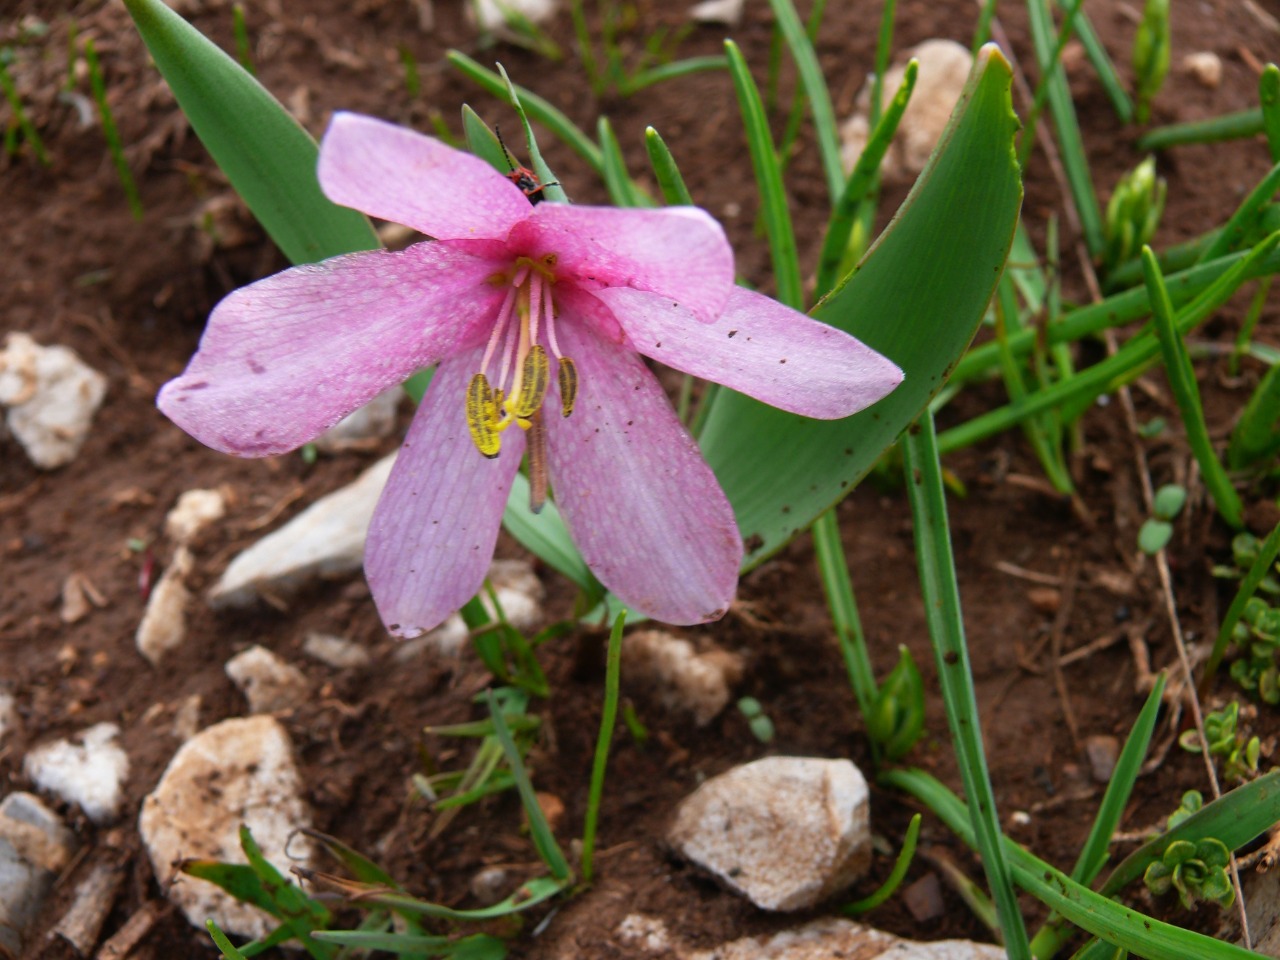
[23,722,130,824]
[469,865,511,906]
[1027,587,1061,615]
[902,872,946,922]
[302,632,371,670]
[1084,734,1120,784]
[163,488,227,545]
[225,646,310,714]
[1182,51,1222,88]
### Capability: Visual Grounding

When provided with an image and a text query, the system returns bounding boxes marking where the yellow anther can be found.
[557,357,578,417]
[510,345,550,419]
[466,373,502,458]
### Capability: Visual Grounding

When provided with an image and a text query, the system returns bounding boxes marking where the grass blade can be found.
[486,690,571,881]
[1196,160,1280,264]
[765,0,843,202]
[1203,520,1280,687]
[1141,246,1244,528]
[902,412,1031,958]
[84,39,143,220]
[581,611,626,883]
[1138,108,1263,151]
[723,39,803,310]
[812,510,877,732]
[1028,674,1168,959]
[643,126,695,205]
[1025,0,1104,254]
[1056,0,1133,122]
[447,51,603,174]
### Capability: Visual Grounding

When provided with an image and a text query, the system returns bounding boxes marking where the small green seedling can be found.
[1132,0,1170,124]
[1103,156,1166,272]
[1179,701,1261,783]
[867,645,926,760]
[1143,837,1235,910]
[1138,483,1186,554]
[1228,597,1280,702]
[737,697,775,743]
[1166,789,1204,830]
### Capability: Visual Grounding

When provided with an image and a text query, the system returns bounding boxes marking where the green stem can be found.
[902,413,1032,958]
[581,612,626,884]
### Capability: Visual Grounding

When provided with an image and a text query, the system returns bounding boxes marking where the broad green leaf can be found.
[699,45,1022,568]
[123,0,378,265]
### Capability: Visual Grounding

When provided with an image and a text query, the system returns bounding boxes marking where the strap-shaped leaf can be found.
[124,0,378,265]
[699,44,1022,569]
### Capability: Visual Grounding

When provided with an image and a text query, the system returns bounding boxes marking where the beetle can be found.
[496,126,558,205]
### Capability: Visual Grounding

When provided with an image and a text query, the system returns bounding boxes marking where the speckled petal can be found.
[510,204,734,322]
[365,348,527,638]
[158,244,505,456]
[318,112,532,241]
[544,319,741,625]
[598,285,904,418]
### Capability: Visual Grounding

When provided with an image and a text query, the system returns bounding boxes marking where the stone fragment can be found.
[139,716,312,939]
[1182,51,1222,89]
[902,872,946,922]
[60,572,105,624]
[171,694,202,742]
[0,694,14,745]
[468,0,558,37]
[1027,587,1061,615]
[689,0,743,26]
[209,453,395,608]
[23,723,129,824]
[0,792,77,958]
[225,646,310,714]
[623,630,743,726]
[0,333,107,469]
[668,757,871,911]
[1081,734,1118,784]
[469,865,511,906]
[135,547,194,665]
[313,388,403,453]
[164,488,227,545]
[610,915,1004,960]
[302,632,371,670]
[840,40,974,182]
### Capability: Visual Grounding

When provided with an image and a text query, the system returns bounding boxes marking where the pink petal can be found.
[597,286,904,419]
[318,112,532,241]
[158,244,505,456]
[510,204,734,322]
[545,320,742,625]
[365,348,527,638]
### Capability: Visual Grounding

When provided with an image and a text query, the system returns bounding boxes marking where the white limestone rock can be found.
[0,333,107,469]
[0,792,77,958]
[1182,51,1222,89]
[614,915,1004,960]
[209,453,395,608]
[0,693,16,746]
[623,631,743,726]
[225,645,311,714]
[164,488,228,545]
[135,547,194,665]
[689,0,743,26]
[468,0,558,36]
[139,716,313,940]
[840,40,974,182]
[313,388,403,453]
[668,757,870,911]
[302,632,371,670]
[23,723,130,825]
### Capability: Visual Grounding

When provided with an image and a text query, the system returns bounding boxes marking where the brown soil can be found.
[2,0,1278,957]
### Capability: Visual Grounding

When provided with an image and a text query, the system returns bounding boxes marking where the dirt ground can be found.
[3,0,1280,957]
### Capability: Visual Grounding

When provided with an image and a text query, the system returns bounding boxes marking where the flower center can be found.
[466,255,577,465]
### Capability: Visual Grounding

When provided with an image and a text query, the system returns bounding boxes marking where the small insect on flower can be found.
[497,126,558,205]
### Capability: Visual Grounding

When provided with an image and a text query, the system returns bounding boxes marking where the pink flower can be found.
[159,112,902,637]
